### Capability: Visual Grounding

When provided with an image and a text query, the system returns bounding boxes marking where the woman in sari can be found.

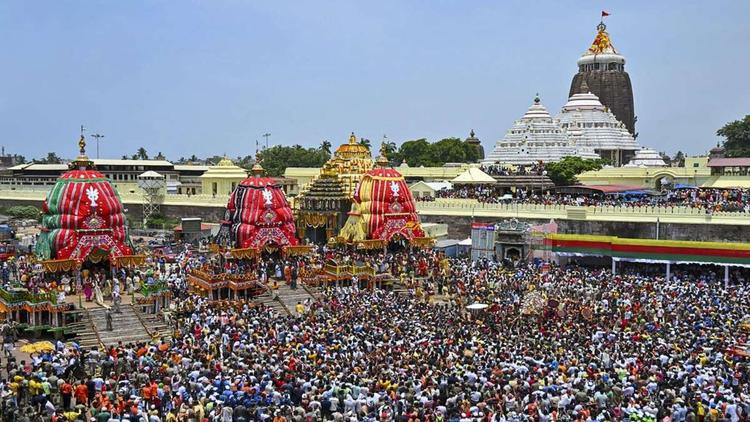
[83,280,93,301]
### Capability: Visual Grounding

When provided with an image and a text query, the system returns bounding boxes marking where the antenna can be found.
[91,133,105,159]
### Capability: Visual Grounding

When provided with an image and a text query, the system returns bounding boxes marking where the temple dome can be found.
[556,90,640,166]
[624,148,667,168]
[483,95,599,166]
[577,22,626,67]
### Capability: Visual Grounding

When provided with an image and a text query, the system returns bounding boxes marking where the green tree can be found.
[545,156,605,186]
[155,152,166,160]
[397,139,434,167]
[36,152,62,164]
[673,151,685,167]
[717,115,750,157]
[121,155,129,160]
[359,138,372,149]
[135,147,149,160]
[320,140,332,157]
[189,154,199,162]
[258,145,329,177]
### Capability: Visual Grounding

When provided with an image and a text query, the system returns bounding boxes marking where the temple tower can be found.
[569,20,636,136]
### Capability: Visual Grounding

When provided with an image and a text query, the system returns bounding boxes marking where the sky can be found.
[1,0,749,161]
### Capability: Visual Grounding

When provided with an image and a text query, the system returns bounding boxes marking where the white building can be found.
[624,148,667,168]
[483,95,599,166]
[556,88,640,166]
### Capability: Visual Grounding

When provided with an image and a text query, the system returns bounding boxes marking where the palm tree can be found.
[155,152,166,160]
[121,155,129,160]
[359,138,371,149]
[320,140,332,156]
[136,147,149,160]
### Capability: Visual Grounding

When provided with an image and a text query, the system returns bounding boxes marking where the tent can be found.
[451,167,496,184]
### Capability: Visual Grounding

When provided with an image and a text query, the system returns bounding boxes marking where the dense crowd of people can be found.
[480,164,546,177]
[432,187,750,213]
[0,245,749,421]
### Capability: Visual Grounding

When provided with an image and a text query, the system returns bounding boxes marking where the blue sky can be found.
[1,1,748,160]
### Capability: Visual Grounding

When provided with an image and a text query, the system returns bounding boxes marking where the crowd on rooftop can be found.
[430,187,750,213]
[0,242,749,421]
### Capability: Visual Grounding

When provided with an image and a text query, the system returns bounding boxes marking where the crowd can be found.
[432,187,750,213]
[0,248,749,421]
[480,164,546,177]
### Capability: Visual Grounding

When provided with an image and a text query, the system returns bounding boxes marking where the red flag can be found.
[601,11,610,17]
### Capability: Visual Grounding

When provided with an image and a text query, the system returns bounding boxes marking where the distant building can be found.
[483,95,600,166]
[569,20,636,135]
[464,130,484,161]
[624,148,667,168]
[557,87,640,166]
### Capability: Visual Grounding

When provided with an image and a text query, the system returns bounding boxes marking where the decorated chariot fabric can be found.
[35,168,133,262]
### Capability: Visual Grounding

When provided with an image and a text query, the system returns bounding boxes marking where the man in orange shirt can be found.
[74,380,88,407]
[60,380,73,410]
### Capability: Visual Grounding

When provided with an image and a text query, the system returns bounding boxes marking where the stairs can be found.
[255,281,318,316]
[75,305,167,349]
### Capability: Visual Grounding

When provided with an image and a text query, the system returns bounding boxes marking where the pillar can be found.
[611,258,616,275]
[666,262,671,281]
[724,265,730,287]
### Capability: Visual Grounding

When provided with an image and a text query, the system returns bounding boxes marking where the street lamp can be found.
[91,133,105,159]
[262,133,271,150]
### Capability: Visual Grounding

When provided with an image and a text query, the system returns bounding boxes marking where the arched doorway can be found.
[505,247,521,261]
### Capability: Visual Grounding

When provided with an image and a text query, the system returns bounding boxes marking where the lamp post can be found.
[262,133,271,150]
[91,133,105,159]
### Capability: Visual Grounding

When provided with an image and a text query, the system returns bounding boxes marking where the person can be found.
[105,309,113,331]
[73,380,87,407]
[295,301,304,316]
[60,380,72,410]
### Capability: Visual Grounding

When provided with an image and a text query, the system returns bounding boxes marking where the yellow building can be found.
[200,157,248,197]
[576,156,713,189]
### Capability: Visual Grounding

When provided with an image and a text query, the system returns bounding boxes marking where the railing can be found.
[415,199,750,224]
[0,287,59,305]
[140,281,169,297]
[0,188,230,207]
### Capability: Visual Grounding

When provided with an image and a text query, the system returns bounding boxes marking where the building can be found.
[569,20,635,135]
[577,156,712,190]
[556,87,640,166]
[483,95,600,165]
[174,164,209,195]
[408,181,452,200]
[199,157,248,197]
[624,148,667,168]
[464,130,484,161]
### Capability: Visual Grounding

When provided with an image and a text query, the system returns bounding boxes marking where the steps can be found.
[75,306,161,349]
[254,281,318,316]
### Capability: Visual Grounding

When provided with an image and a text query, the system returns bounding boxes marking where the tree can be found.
[673,151,685,167]
[121,155,129,160]
[545,156,605,186]
[135,147,149,160]
[717,115,750,157]
[392,137,478,167]
[189,154,199,162]
[36,152,62,164]
[396,139,434,167]
[155,152,166,160]
[359,138,371,149]
[320,140,332,157]
[258,145,330,177]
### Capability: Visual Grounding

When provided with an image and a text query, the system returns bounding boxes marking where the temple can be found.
[483,95,600,165]
[556,86,640,166]
[569,19,635,135]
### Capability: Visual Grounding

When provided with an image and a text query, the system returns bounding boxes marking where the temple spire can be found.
[72,125,94,170]
[376,135,390,167]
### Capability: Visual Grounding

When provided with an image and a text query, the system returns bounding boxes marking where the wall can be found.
[420,214,750,243]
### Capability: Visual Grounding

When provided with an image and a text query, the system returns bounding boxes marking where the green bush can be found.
[145,214,179,229]
[3,205,42,221]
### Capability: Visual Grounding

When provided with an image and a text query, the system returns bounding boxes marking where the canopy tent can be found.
[450,167,496,184]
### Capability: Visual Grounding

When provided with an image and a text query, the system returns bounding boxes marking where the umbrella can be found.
[19,341,55,354]
[466,303,488,310]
